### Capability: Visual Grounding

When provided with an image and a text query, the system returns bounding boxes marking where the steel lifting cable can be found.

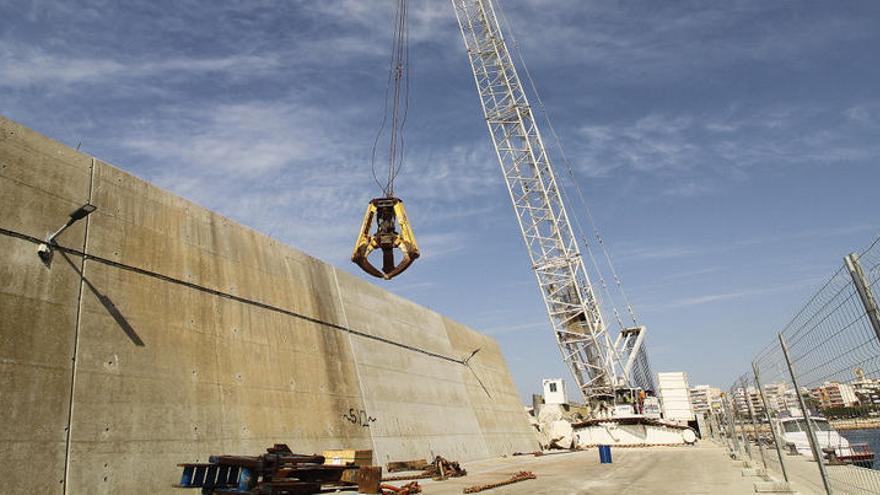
[370,0,410,197]
[353,0,420,281]
[558,182,625,331]
[486,0,623,332]
[495,0,640,327]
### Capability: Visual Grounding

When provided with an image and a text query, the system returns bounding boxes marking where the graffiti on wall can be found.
[343,408,377,427]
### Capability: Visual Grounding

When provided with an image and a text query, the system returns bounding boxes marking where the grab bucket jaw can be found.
[351,197,420,280]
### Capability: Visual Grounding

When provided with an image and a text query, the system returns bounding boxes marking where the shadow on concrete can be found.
[62,253,145,347]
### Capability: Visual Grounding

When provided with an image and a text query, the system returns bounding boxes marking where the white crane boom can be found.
[451,0,652,402]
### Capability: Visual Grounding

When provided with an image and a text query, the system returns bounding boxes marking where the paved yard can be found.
[399,442,757,495]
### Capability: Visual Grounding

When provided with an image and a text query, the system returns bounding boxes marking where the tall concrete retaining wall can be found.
[0,116,538,494]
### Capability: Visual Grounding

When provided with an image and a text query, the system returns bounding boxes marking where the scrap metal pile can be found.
[382,456,467,482]
[174,444,348,494]
[380,481,422,494]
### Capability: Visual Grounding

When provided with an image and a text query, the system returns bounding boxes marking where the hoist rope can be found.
[557,158,625,331]
[495,0,640,328]
[370,0,411,197]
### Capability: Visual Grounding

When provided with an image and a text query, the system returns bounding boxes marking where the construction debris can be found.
[381,455,467,482]
[324,449,374,484]
[387,459,430,473]
[174,444,347,494]
[380,481,423,494]
[323,449,373,467]
[358,466,383,494]
[462,471,537,493]
[382,473,433,482]
[512,450,544,457]
[428,456,467,480]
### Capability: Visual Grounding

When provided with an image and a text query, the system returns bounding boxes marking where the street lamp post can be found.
[37,203,97,263]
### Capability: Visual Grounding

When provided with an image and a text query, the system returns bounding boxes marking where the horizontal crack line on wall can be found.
[0,226,466,365]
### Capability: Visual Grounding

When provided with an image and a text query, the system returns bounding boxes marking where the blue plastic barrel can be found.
[598,445,613,464]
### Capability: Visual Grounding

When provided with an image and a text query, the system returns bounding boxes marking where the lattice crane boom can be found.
[451,0,651,402]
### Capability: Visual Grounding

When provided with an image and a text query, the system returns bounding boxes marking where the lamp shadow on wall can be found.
[61,253,145,347]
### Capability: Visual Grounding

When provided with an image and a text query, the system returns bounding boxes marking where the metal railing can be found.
[718,235,880,495]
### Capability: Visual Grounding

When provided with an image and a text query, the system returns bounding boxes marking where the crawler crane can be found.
[352,0,655,413]
[450,0,654,410]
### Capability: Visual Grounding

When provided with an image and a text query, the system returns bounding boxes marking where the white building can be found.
[689,385,722,414]
[731,386,769,416]
[658,372,695,422]
[853,379,880,407]
[850,367,880,407]
[542,378,567,405]
[761,382,799,413]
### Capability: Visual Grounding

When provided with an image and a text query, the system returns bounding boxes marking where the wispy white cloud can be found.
[662,180,715,198]
[305,0,457,47]
[101,86,502,267]
[733,224,878,249]
[0,45,280,88]
[503,1,874,82]
[616,224,877,266]
[121,101,343,176]
[843,102,880,127]
[617,244,703,262]
[574,105,880,185]
[663,277,824,309]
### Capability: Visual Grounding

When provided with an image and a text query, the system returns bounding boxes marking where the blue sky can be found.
[2,0,879,401]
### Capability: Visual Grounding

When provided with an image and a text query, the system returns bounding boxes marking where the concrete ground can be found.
[755,444,880,495]
[402,443,757,494]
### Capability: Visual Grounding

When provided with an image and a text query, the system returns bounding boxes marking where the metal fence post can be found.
[731,391,753,460]
[779,333,833,495]
[712,411,723,442]
[752,361,789,483]
[742,376,767,469]
[721,394,742,457]
[845,253,880,343]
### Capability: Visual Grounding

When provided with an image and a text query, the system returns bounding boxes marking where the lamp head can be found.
[69,203,97,221]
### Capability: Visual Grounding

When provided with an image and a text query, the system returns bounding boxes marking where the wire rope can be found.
[494,0,640,327]
[370,0,410,197]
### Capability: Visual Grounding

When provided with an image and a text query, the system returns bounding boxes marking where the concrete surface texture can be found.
[415,443,758,494]
[0,115,538,494]
[755,444,880,495]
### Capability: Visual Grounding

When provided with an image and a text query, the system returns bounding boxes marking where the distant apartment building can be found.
[732,387,748,416]
[812,382,859,409]
[761,382,800,413]
[689,385,722,414]
[854,384,880,408]
[732,386,767,416]
[850,367,880,408]
[710,391,724,412]
[762,382,785,411]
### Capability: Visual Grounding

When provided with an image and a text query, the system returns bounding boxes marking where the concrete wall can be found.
[0,116,538,494]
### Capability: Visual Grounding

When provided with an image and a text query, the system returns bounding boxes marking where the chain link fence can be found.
[714,236,880,494]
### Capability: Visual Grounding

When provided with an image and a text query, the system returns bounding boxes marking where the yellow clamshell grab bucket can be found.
[351,197,420,280]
